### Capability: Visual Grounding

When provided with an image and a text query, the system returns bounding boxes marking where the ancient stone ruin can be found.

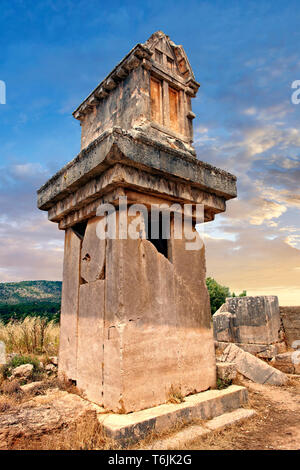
[280,306,300,347]
[213,296,286,358]
[214,296,300,380]
[37,31,237,413]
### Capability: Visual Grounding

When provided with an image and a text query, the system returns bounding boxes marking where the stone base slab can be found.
[205,408,256,431]
[98,385,248,445]
[146,408,256,449]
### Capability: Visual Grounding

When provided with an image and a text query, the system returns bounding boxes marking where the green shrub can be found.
[1,354,41,379]
[206,278,230,315]
[206,277,247,315]
[216,377,232,390]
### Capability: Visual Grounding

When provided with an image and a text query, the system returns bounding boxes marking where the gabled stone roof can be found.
[145,30,196,81]
[73,31,200,121]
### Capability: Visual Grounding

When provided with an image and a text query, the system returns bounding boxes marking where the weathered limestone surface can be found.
[73,31,199,153]
[216,362,237,381]
[213,296,281,345]
[45,162,229,230]
[204,408,256,431]
[58,212,217,412]
[0,389,104,450]
[80,217,106,283]
[147,408,255,449]
[38,31,237,413]
[98,385,248,444]
[37,129,236,220]
[280,306,300,347]
[80,67,150,151]
[220,343,288,386]
[77,280,105,403]
[11,364,33,379]
[0,341,5,365]
[58,228,81,381]
[103,230,215,412]
[20,381,44,394]
[271,351,300,375]
[213,312,235,343]
[216,341,285,359]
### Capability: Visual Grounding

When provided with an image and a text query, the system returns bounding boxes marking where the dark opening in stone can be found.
[147,212,168,259]
[72,220,87,240]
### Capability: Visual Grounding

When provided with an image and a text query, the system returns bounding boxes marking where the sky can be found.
[0,0,299,305]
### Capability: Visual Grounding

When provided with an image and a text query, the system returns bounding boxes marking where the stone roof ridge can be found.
[144,30,195,81]
[72,42,153,120]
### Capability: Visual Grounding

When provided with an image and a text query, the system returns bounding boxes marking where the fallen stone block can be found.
[216,341,284,359]
[20,381,45,394]
[214,296,281,345]
[11,364,33,379]
[280,307,300,347]
[220,343,288,385]
[216,362,236,381]
[213,311,236,343]
[271,351,300,374]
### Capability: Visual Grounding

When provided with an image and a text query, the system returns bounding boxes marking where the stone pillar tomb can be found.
[37,31,237,413]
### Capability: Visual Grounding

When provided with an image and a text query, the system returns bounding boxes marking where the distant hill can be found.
[0,281,62,324]
[0,281,62,305]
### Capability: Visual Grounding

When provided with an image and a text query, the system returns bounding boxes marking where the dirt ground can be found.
[182,376,300,450]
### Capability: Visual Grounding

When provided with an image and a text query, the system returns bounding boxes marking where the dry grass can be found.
[0,376,78,415]
[0,379,21,395]
[53,374,84,397]
[0,394,17,412]
[45,413,118,450]
[4,379,300,450]
[12,412,119,450]
[0,317,59,355]
[167,384,185,404]
[0,379,23,412]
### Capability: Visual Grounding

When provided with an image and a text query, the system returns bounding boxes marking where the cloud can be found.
[205,223,300,304]
[285,234,300,249]
[0,161,64,282]
[0,214,64,282]
[0,0,299,307]
[249,200,287,225]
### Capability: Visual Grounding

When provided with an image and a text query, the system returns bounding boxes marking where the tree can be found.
[206,277,230,315]
[206,278,247,315]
